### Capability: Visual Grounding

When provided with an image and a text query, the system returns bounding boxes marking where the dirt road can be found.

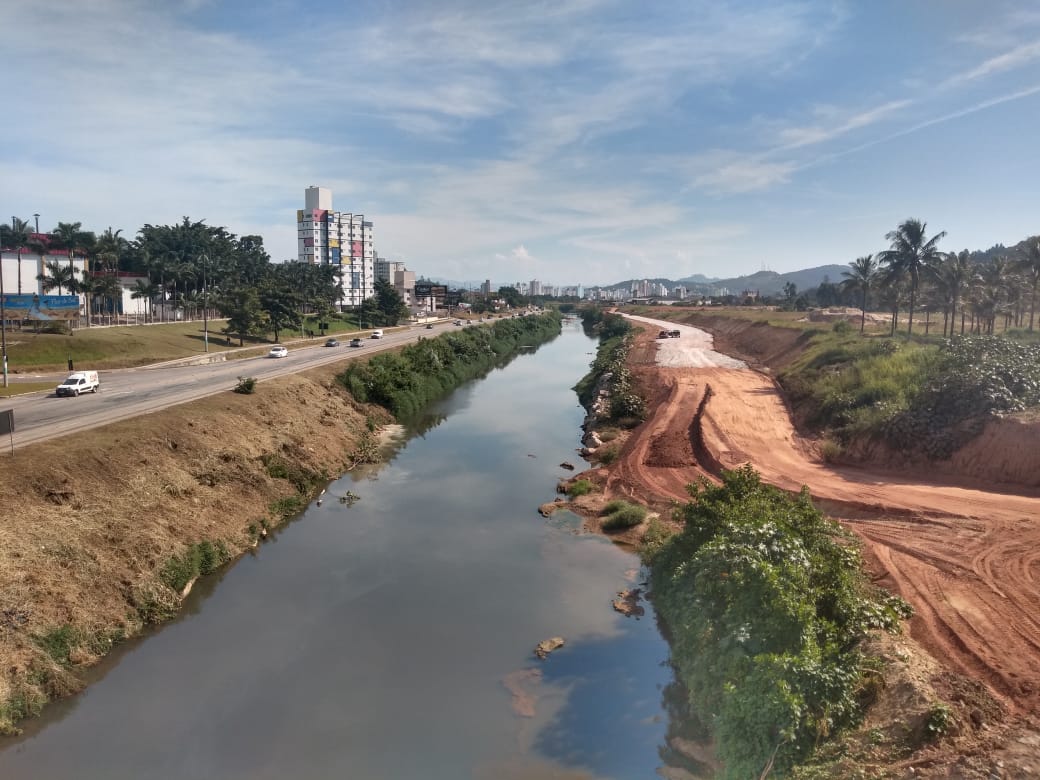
[611,316,1040,715]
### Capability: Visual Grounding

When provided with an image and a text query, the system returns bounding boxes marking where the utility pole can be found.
[1,250,8,388]
[201,253,209,353]
[33,213,39,234]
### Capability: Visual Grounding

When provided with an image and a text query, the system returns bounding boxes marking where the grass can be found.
[0,317,366,372]
[566,479,594,497]
[600,499,647,530]
[159,540,231,593]
[0,382,55,397]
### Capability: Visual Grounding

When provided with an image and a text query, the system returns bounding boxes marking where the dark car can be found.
[425,323,434,329]
[325,338,340,347]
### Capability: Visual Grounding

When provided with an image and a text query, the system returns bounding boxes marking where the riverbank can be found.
[0,363,392,734]
[0,314,566,735]
[561,310,1040,777]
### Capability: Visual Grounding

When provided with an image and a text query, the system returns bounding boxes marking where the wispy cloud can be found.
[2,0,1038,285]
[942,40,1040,88]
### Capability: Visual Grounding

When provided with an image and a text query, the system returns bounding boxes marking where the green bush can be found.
[924,701,953,741]
[567,479,594,497]
[883,336,1040,459]
[639,517,675,561]
[261,453,322,493]
[651,466,912,778]
[37,625,79,666]
[601,500,646,530]
[338,312,562,417]
[269,495,305,520]
[574,332,646,423]
[233,375,257,394]
[159,540,232,593]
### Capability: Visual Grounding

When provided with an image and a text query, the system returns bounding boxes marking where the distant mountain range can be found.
[609,264,850,297]
[425,263,851,297]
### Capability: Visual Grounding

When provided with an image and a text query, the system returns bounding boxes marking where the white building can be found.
[297,186,374,309]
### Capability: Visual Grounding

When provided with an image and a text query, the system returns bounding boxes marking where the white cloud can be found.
[942,40,1040,89]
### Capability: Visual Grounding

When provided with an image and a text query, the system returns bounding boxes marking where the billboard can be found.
[1,294,81,321]
[414,284,447,298]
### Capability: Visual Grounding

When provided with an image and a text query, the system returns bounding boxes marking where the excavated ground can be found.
[586,312,1040,777]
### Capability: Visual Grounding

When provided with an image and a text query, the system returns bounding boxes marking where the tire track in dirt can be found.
[610,315,1040,714]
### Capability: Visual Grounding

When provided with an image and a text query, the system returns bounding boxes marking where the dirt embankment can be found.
[573,311,1040,777]
[675,311,1040,488]
[0,365,389,733]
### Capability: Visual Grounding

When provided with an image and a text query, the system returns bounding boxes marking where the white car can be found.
[268,346,289,358]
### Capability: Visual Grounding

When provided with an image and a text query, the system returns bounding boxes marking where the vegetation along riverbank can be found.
[561,306,1040,777]
[0,314,560,735]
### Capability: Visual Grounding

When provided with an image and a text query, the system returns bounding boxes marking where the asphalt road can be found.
[0,321,467,450]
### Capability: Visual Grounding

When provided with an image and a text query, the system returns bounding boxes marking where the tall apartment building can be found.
[297,186,374,308]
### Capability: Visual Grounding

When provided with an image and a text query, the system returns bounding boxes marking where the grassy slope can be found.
[2,316,384,373]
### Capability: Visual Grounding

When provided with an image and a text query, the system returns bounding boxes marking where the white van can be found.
[56,371,100,397]
[370,329,384,339]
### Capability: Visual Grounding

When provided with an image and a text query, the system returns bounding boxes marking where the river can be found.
[0,318,708,779]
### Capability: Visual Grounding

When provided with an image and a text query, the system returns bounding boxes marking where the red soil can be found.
[608,318,1040,719]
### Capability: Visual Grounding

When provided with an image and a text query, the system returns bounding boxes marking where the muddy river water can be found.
[0,319,708,779]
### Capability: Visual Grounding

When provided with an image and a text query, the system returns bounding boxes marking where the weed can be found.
[639,516,676,562]
[601,501,647,530]
[37,625,79,666]
[595,445,619,465]
[269,495,305,520]
[819,438,844,463]
[233,376,257,394]
[924,701,953,741]
[159,539,233,593]
[567,479,594,497]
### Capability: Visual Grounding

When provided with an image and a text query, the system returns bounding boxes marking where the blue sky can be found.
[2,0,1039,287]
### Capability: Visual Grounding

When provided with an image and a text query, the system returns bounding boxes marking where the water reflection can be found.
[0,319,698,780]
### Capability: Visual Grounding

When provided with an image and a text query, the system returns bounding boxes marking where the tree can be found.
[877,219,946,336]
[360,278,409,326]
[0,218,32,252]
[217,286,267,346]
[840,255,876,333]
[259,281,303,343]
[88,274,123,323]
[497,286,526,309]
[929,250,973,337]
[1015,236,1040,332]
[37,260,76,296]
[94,227,128,274]
[131,278,158,321]
[50,221,95,266]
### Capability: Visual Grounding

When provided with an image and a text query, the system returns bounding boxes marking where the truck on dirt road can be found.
[55,371,100,397]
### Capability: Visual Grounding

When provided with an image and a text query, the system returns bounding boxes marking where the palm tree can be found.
[131,279,158,321]
[0,217,32,252]
[50,221,95,286]
[929,251,973,337]
[36,260,76,295]
[89,274,123,324]
[840,255,877,333]
[968,257,1012,334]
[877,219,946,337]
[94,227,127,274]
[1015,236,1040,331]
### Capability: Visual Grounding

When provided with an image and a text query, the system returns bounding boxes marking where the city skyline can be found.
[2,1,1039,286]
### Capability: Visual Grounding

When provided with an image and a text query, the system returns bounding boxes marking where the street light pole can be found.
[0,251,8,388]
[32,214,39,234]
[201,253,209,353]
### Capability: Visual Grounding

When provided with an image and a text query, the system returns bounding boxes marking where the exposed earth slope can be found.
[611,315,1040,719]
